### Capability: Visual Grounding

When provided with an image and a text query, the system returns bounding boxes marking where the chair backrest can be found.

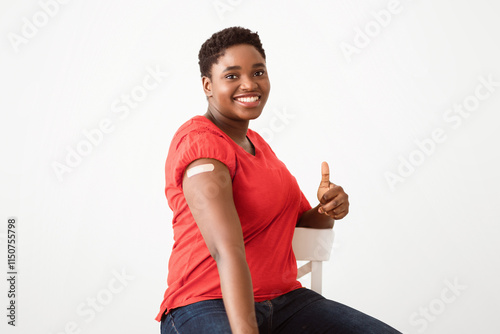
[292,227,335,294]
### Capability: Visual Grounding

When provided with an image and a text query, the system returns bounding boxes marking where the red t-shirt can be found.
[155,115,312,321]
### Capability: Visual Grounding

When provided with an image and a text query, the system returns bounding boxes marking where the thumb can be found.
[320,161,330,188]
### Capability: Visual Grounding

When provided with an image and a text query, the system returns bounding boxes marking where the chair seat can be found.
[292,227,335,294]
[292,227,334,261]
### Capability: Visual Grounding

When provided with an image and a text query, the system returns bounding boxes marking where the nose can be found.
[240,75,258,91]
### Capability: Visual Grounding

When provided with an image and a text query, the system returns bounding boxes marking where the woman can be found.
[156,26,401,334]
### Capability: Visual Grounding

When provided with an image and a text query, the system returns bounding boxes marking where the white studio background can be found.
[1,0,499,333]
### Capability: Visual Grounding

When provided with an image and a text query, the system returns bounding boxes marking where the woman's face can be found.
[203,44,270,123]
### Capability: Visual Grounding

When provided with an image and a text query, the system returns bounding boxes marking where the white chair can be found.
[292,227,335,294]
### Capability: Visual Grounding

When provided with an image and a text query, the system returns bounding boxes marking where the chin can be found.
[242,108,263,120]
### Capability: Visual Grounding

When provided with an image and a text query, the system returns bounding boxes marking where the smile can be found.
[234,95,260,103]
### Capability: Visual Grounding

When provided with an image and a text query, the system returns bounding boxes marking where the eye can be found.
[254,70,265,77]
[225,74,238,79]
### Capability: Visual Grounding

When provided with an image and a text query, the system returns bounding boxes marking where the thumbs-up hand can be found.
[317,161,349,220]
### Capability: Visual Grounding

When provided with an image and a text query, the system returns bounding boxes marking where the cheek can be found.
[214,84,235,102]
[261,79,271,93]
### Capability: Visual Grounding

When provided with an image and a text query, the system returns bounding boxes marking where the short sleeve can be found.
[167,128,237,188]
[297,189,312,222]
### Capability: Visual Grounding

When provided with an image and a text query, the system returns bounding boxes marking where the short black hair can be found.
[198,26,266,78]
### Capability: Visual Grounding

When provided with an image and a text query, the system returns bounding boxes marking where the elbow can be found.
[210,248,220,263]
[210,244,247,264]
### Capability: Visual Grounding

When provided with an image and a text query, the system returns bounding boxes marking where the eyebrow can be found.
[222,63,266,73]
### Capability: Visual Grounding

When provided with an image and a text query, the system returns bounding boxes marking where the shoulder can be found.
[166,116,237,185]
[172,115,233,151]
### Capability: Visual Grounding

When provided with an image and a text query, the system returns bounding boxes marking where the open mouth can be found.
[233,95,261,103]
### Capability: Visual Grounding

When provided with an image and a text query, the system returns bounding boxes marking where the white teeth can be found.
[235,96,259,103]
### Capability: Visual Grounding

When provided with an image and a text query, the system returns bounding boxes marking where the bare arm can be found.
[296,204,335,228]
[182,158,258,334]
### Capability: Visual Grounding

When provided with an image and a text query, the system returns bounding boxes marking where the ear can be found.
[202,76,213,98]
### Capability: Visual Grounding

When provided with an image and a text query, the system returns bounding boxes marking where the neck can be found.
[204,107,249,145]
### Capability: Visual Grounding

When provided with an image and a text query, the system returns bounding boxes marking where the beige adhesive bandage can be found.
[186,163,215,178]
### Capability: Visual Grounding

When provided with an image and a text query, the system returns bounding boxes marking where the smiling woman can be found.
[201,42,270,154]
[155,26,401,334]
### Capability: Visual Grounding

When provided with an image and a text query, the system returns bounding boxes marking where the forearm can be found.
[216,248,258,334]
[296,204,335,229]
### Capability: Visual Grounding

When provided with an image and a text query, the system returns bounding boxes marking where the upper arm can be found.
[182,158,244,261]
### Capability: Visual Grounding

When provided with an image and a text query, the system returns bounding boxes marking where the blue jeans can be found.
[160,287,401,333]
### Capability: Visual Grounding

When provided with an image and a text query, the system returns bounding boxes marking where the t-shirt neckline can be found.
[194,115,258,158]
